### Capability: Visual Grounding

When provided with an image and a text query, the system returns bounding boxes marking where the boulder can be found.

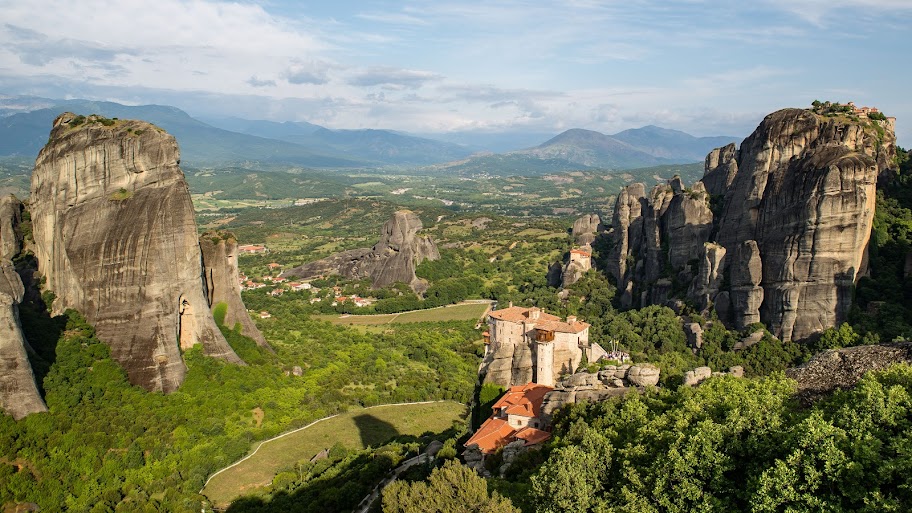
[684,323,704,350]
[683,366,713,387]
[30,113,243,393]
[627,364,660,387]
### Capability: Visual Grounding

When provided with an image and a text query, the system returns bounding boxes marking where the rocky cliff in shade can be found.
[200,232,269,348]
[608,107,895,341]
[0,195,47,419]
[30,113,243,393]
[283,210,440,291]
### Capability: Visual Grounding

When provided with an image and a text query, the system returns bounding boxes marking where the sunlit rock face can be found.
[200,232,269,349]
[0,195,47,419]
[608,108,894,341]
[283,210,440,291]
[30,113,243,393]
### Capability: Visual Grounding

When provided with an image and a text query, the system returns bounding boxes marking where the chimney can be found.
[567,315,577,324]
[529,308,541,321]
[508,301,513,308]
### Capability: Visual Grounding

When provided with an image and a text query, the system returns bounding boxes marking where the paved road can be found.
[354,452,432,513]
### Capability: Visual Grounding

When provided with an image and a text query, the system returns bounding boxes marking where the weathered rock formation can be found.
[539,364,659,421]
[607,108,895,341]
[30,113,243,393]
[283,210,439,291]
[682,365,743,387]
[786,342,912,403]
[571,214,603,245]
[0,196,47,419]
[200,232,269,349]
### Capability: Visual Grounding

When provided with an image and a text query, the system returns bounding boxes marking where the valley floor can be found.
[202,400,467,508]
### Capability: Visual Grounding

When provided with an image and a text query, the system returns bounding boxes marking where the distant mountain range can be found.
[432,127,739,175]
[0,96,739,172]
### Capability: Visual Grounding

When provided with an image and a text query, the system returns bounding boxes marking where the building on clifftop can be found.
[481,304,606,387]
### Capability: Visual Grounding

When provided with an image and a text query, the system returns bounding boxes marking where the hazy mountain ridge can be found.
[0,97,740,174]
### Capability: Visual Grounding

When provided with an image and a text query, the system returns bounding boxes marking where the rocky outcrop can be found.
[727,241,763,329]
[786,342,912,403]
[607,107,895,341]
[0,196,47,419]
[607,183,646,308]
[571,214,603,245]
[682,365,743,387]
[200,232,269,348]
[539,364,660,421]
[30,113,243,393]
[283,210,439,291]
[561,248,592,288]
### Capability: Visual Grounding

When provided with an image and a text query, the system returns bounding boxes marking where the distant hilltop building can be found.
[239,244,267,254]
[481,304,606,387]
[465,383,553,454]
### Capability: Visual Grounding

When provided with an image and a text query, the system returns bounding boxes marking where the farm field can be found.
[311,301,491,327]
[202,401,467,508]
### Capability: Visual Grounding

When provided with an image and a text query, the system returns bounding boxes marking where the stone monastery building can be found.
[482,304,606,387]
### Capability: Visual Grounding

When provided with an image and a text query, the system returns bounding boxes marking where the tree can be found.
[382,460,519,513]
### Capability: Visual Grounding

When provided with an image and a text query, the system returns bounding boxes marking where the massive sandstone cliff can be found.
[30,113,243,393]
[200,232,269,348]
[0,195,47,419]
[283,210,440,291]
[608,108,895,341]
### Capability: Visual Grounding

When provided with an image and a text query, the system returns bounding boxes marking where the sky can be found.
[1,0,910,143]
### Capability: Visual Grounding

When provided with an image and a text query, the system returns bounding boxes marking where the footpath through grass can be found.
[202,401,467,507]
[312,301,491,327]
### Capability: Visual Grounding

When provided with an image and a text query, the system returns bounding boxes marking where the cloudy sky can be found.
[1,0,910,142]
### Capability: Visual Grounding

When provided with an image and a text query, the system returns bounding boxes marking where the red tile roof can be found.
[488,306,589,334]
[489,306,560,323]
[493,383,552,418]
[466,383,555,454]
[514,427,551,446]
[465,418,516,454]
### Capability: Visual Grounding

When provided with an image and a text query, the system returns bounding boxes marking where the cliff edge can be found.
[0,195,47,419]
[608,106,895,341]
[30,113,243,393]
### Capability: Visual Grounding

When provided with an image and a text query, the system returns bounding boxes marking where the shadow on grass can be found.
[223,426,464,513]
[353,414,399,448]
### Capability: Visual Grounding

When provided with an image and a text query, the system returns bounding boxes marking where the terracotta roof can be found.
[492,383,553,419]
[489,306,560,323]
[488,306,588,334]
[534,319,589,334]
[514,427,551,446]
[570,249,591,257]
[464,418,516,454]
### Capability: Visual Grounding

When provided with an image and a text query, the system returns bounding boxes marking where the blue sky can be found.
[1,0,910,143]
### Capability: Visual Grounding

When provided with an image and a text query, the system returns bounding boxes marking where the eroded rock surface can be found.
[0,196,47,419]
[786,342,912,402]
[283,210,439,291]
[571,214,603,245]
[607,107,895,341]
[200,232,269,349]
[30,113,243,393]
